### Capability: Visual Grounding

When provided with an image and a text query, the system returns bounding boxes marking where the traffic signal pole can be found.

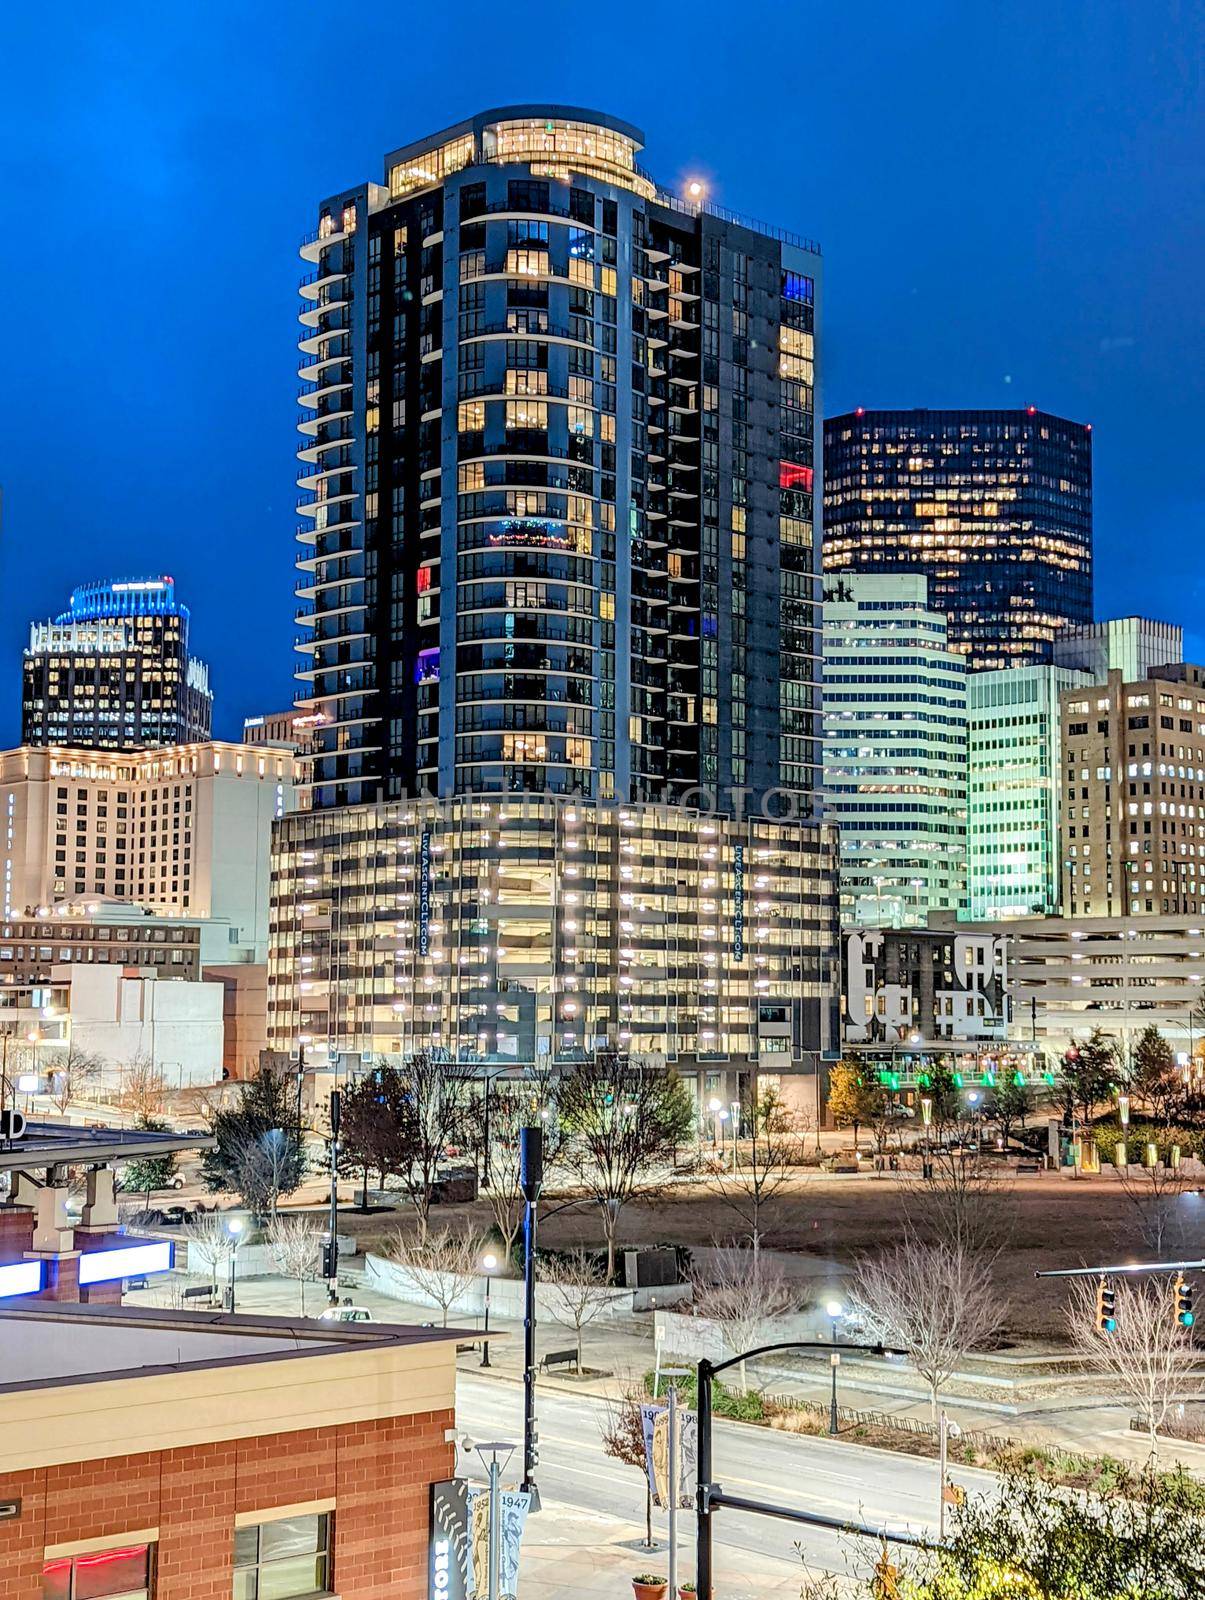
[520,1125,543,1510]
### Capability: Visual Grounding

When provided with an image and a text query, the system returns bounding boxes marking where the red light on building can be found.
[416,567,431,594]
[1027,405,1037,416]
[779,462,814,492]
[855,406,865,417]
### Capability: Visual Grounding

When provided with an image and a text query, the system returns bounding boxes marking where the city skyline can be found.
[1,2,1201,744]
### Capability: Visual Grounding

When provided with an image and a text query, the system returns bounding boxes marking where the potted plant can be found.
[632,1576,668,1600]
[678,1584,697,1600]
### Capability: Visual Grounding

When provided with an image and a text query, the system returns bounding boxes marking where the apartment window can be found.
[42,1542,154,1598]
[233,1512,332,1599]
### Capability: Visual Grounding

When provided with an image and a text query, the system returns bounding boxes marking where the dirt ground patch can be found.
[343,1171,1187,1343]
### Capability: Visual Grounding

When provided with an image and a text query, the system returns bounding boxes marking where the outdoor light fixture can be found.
[78,1242,172,1286]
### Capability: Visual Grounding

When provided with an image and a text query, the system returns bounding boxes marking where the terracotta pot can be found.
[633,1582,668,1600]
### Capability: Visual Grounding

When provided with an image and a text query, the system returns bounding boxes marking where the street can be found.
[454,1371,987,1586]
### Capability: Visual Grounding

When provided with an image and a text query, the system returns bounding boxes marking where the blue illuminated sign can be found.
[78,1241,173,1285]
[0,1260,43,1298]
[733,843,746,962]
[419,830,432,958]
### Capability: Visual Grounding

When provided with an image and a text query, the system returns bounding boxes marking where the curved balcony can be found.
[300,225,350,264]
[298,295,350,328]
[297,460,354,492]
[299,267,348,302]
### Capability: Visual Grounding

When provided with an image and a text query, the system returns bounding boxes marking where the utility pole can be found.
[520,1124,543,1510]
[326,1088,341,1305]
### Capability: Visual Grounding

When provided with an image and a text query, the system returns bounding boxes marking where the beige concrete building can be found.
[1060,664,1205,918]
[0,742,298,963]
[1001,912,1205,1063]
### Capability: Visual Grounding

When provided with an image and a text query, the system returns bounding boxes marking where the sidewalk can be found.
[125,1263,1205,1474]
[519,1502,808,1600]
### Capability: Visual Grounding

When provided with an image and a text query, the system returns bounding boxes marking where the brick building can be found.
[0,1303,458,1599]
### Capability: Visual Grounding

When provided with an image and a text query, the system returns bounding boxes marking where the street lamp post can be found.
[730,1100,741,1171]
[474,1441,516,1600]
[1118,1092,1130,1170]
[226,1216,244,1312]
[481,1252,498,1368]
[825,1300,843,1434]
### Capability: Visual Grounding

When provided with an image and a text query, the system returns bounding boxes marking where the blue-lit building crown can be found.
[57,576,186,626]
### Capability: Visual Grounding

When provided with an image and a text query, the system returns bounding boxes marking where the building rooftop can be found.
[0,1302,462,1389]
[0,1303,465,1472]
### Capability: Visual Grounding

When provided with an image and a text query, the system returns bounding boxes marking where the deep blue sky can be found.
[1,1,1202,741]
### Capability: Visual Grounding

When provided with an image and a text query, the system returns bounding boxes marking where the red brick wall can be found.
[0,1408,454,1599]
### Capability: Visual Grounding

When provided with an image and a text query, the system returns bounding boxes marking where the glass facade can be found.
[966,664,1090,920]
[295,106,823,816]
[22,578,212,751]
[823,408,1092,670]
[269,796,838,1077]
[283,106,838,1090]
[822,574,966,926]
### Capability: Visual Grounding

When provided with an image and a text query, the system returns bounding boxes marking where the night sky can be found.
[1,1,1201,742]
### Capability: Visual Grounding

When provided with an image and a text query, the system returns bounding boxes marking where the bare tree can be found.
[1066,1275,1201,1461]
[267,1214,324,1315]
[708,1086,806,1256]
[556,1051,694,1281]
[850,1239,1004,1419]
[541,1247,613,1372]
[115,1053,169,1122]
[599,1376,659,1550]
[394,1052,472,1243]
[46,1042,104,1114]
[387,1225,482,1326]
[183,1211,235,1298]
[902,1145,1012,1261]
[227,1129,302,1222]
[692,1246,798,1393]
[1117,1160,1196,1259]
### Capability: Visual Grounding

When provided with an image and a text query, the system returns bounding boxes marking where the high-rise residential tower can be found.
[22,578,212,750]
[294,105,821,813]
[822,574,967,927]
[822,408,1093,669]
[273,106,838,1104]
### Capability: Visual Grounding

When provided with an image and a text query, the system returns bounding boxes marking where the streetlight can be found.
[474,1441,517,1600]
[707,1096,722,1148]
[480,1252,498,1369]
[226,1215,245,1312]
[730,1100,741,1171]
[825,1300,843,1434]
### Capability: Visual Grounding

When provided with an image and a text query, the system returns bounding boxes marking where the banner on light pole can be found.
[640,1403,697,1510]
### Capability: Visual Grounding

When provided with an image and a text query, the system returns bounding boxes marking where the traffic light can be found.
[1096,1276,1117,1333]
[1175,1276,1195,1328]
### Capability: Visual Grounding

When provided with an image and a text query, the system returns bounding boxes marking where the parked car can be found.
[318,1305,374,1324]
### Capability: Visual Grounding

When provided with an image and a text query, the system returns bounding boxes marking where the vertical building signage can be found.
[419,829,432,958]
[733,843,745,962]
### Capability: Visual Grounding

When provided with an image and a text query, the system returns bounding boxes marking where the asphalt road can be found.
[455,1372,991,1582]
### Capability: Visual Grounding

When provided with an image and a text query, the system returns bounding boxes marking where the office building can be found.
[276,105,838,1100]
[0,901,204,985]
[0,742,296,962]
[1061,664,1205,918]
[1053,614,1182,683]
[22,577,212,750]
[243,707,322,751]
[822,574,966,926]
[967,664,1091,919]
[295,104,822,813]
[823,408,1092,668]
[0,1302,458,1600]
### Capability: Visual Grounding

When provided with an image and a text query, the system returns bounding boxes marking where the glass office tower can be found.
[823,408,1092,669]
[274,107,838,1100]
[22,578,213,750]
